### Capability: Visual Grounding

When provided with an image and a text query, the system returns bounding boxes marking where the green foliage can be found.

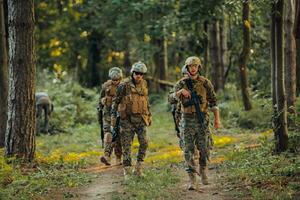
[37,70,98,131]
[223,137,300,200]
[219,84,272,130]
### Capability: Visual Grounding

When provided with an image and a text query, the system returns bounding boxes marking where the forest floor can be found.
[63,131,260,200]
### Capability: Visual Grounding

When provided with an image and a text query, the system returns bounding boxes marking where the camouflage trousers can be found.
[181,113,210,173]
[103,107,122,158]
[120,115,148,167]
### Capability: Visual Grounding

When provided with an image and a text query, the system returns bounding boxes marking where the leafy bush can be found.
[218,84,272,130]
[36,70,98,132]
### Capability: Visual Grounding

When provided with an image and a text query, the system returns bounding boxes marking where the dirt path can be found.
[168,164,233,200]
[70,163,233,200]
[71,164,124,200]
[69,133,259,199]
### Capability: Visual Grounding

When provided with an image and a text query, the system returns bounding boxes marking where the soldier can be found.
[99,67,123,166]
[168,66,201,159]
[111,61,152,179]
[174,56,221,190]
[36,92,54,134]
[168,66,188,150]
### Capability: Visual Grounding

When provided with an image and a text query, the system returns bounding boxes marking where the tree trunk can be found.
[163,33,168,80]
[0,0,8,148]
[84,31,102,87]
[238,0,252,111]
[284,0,297,114]
[153,38,166,91]
[123,41,131,76]
[5,0,36,161]
[209,20,222,92]
[295,1,300,95]
[220,14,228,87]
[203,21,209,77]
[297,39,300,95]
[273,0,289,153]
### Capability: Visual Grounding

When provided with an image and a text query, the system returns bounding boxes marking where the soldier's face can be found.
[187,64,199,76]
[112,79,121,85]
[133,71,144,83]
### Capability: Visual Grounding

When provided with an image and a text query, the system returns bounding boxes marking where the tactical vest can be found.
[180,76,209,114]
[101,80,117,107]
[118,78,150,119]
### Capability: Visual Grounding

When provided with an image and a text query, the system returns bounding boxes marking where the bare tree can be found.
[0,0,8,147]
[5,0,36,161]
[238,0,252,111]
[272,0,289,153]
[284,0,297,115]
[220,13,228,87]
[295,0,300,95]
[209,20,222,92]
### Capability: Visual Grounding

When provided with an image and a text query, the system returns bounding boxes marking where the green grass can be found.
[112,165,181,200]
[1,73,300,199]
[221,132,300,200]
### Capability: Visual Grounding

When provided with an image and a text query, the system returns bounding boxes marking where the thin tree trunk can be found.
[220,13,228,87]
[5,0,36,161]
[297,39,300,95]
[238,0,252,111]
[123,40,131,76]
[284,0,297,114]
[163,33,168,80]
[274,0,289,152]
[0,0,8,148]
[84,31,102,87]
[153,38,166,91]
[203,21,209,77]
[209,20,222,92]
[295,1,300,95]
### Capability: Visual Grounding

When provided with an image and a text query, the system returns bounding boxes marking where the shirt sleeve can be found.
[111,83,126,117]
[98,85,106,110]
[205,79,217,108]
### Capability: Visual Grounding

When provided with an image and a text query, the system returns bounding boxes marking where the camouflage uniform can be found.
[99,67,123,165]
[36,92,54,134]
[175,56,218,188]
[112,61,151,177]
[99,80,122,164]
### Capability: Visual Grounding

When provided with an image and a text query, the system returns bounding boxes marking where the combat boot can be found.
[199,166,209,185]
[133,161,144,177]
[187,173,196,190]
[100,155,111,166]
[123,166,131,180]
[115,157,122,165]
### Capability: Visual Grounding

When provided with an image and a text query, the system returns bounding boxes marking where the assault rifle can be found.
[171,105,184,150]
[97,106,104,148]
[112,115,120,142]
[182,78,206,129]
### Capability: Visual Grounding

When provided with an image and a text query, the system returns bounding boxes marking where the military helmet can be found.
[131,61,147,74]
[184,56,202,69]
[181,65,188,75]
[108,67,123,80]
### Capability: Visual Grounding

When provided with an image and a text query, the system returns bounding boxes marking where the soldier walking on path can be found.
[174,56,221,190]
[99,67,123,166]
[111,61,152,179]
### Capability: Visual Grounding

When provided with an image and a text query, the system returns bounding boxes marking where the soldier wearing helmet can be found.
[174,56,221,190]
[111,61,151,179]
[99,67,123,166]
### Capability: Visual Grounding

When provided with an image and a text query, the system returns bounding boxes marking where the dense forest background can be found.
[0,0,300,199]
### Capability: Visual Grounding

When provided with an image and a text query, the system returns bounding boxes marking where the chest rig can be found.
[181,76,208,113]
[118,78,149,119]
